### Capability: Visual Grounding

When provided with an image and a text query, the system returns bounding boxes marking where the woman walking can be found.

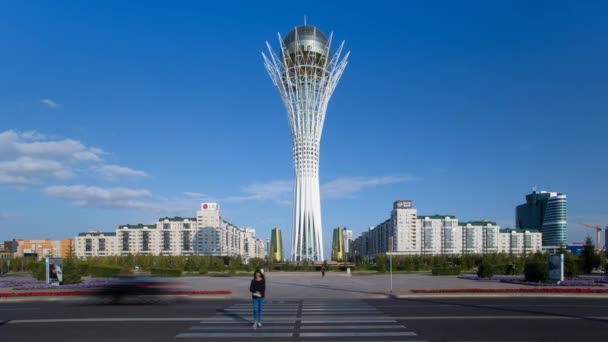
[250,269,266,330]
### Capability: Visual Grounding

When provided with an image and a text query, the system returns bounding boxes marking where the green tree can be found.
[301,261,310,271]
[524,261,548,282]
[556,247,580,278]
[403,256,415,271]
[579,237,601,274]
[210,257,224,272]
[477,259,495,278]
[375,254,387,273]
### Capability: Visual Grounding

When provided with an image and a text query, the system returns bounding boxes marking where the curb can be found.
[0,290,232,298]
[411,288,608,294]
[390,293,608,299]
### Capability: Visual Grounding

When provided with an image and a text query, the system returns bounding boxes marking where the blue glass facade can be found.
[516,191,567,247]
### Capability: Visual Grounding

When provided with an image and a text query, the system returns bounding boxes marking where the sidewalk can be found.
[2,273,607,300]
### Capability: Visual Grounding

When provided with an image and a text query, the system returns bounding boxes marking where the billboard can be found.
[46,257,63,286]
[393,200,412,210]
[201,203,218,211]
[548,254,564,283]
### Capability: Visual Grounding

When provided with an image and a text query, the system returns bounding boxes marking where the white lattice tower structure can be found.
[263,25,349,261]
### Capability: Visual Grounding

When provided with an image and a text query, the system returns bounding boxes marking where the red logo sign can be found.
[203,204,208,209]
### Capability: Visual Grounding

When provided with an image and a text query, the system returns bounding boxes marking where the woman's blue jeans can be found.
[252,297,264,322]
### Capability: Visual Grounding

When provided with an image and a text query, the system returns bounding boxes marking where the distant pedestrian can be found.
[321,265,326,278]
[250,269,266,330]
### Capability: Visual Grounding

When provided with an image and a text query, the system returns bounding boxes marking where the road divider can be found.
[411,288,608,294]
[0,290,231,297]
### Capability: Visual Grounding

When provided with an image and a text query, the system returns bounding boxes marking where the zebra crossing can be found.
[176,300,426,341]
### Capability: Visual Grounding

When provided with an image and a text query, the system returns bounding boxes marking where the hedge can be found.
[432,267,461,276]
[88,265,122,277]
[31,262,46,281]
[151,267,183,277]
[62,261,85,284]
[477,261,495,278]
[524,262,548,283]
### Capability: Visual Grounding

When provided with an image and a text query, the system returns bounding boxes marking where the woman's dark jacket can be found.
[250,279,266,298]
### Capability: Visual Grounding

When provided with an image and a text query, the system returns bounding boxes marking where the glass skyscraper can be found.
[516,191,567,248]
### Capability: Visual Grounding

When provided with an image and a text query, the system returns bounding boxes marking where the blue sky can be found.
[1,1,607,254]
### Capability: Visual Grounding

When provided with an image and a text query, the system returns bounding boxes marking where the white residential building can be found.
[196,203,231,256]
[255,239,267,261]
[117,224,159,255]
[351,200,543,258]
[157,217,197,255]
[75,232,118,258]
[459,221,501,255]
[75,203,267,260]
[498,229,543,254]
[392,202,419,254]
[420,216,461,255]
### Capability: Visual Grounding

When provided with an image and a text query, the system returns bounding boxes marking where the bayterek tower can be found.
[263,25,349,262]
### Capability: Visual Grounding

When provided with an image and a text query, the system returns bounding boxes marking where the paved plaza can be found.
[178,272,534,299]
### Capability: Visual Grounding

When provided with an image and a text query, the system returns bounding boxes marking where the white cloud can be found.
[184,192,210,199]
[44,185,152,208]
[96,164,148,180]
[20,131,46,140]
[0,130,148,186]
[14,139,103,161]
[321,175,415,198]
[0,156,73,184]
[224,180,292,205]
[41,99,59,108]
[0,130,105,162]
[222,175,415,204]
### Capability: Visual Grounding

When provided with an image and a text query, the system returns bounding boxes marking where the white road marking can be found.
[176,301,426,340]
[308,341,428,342]
[392,315,577,320]
[176,332,293,338]
[300,331,417,337]
[303,308,377,311]
[190,325,294,330]
[223,308,298,311]
[301,319,397,323]
[202,318,296,323]
[8,318,209,324]
[0,308,40,311]
[300,324,407,329]
[448,340,536,342]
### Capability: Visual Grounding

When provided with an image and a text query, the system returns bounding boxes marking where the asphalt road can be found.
[1,297,607,341]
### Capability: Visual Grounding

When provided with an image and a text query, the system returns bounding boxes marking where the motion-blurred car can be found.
[95,276,176,303]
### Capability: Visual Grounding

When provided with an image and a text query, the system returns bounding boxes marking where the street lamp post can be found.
[388,236,393,293]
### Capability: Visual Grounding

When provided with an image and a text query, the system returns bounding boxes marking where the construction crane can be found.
[578,222,603,254]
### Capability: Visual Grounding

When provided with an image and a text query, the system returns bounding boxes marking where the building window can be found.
[142,231,150,251]
[163,231,171,251]
[99,239,106,252]
[183,231,191,251]
[122,232,130,252]
[85,239,92,252]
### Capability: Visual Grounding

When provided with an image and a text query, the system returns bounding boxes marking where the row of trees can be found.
[2,238,605,280]
[364,238,606,275]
